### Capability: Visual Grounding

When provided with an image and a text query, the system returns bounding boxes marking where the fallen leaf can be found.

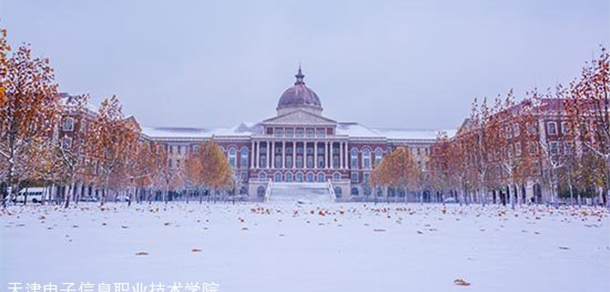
[135,251,149,255]
[191,248,202,252]
[454,278,471,286]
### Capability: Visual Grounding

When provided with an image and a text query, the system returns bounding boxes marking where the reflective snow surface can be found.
[1,203,608,292]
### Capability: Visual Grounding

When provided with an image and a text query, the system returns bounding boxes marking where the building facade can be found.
[142,67,448,201]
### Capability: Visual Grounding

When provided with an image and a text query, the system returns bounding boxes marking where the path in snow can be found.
[1,203,608,292]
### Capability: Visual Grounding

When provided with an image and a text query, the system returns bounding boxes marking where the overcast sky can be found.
[1,0,608,130]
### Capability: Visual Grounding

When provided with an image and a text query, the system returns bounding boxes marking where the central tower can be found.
[276,66,323,116]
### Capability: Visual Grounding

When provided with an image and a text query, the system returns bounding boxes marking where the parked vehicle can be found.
[13,187,47,204]
[79,196,99,202]
[443,197,458,204]
[115,195,131,202]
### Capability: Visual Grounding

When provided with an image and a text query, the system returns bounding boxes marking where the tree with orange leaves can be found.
[0,44,59,207]
[85,96,138,205]
[0,28,10,107]
[199,139,233,202]
[565,47,610,206]
[371,147,421,203]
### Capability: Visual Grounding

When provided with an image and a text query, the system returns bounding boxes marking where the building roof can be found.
[277,66,322,110]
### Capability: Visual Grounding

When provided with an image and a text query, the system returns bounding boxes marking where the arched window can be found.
[306,172,314,183]
[257,186,265,198]
[285,172,293,182]
[274,172,282,182]
[317,172,326,183]
[333,172,341,181]
[350,148,359,168]
[351,187,359,196]
[375,148,383,166]
[259,172,267,180]
[388,187,396,197]
[334,187,342,198]
[228,147,237,166]
[240,186,248,195]
[296,172,304,182]
[240,147,248,168]
[362,148,371,169]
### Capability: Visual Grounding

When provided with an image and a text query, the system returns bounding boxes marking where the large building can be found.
[142,67,451,201]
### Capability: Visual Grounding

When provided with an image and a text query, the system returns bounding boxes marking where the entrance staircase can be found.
[266,182,334,203]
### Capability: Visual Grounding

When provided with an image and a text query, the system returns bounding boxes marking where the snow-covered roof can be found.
[141,122,262,138]
[373,128,457,140]
[143,121,454,142]
[337,122,455,140]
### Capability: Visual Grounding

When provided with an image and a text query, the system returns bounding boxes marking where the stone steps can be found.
[268,182,333,203]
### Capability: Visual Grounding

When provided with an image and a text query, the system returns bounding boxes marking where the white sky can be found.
[1,0,608,130]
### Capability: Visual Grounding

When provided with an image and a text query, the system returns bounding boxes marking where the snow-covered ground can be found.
[1,203,608,292]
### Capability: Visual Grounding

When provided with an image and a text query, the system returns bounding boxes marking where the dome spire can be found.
[295,64,305,85]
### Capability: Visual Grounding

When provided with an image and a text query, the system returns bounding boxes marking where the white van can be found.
[14,187,47,204]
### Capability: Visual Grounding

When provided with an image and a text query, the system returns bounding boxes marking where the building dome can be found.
[277,67,322,113]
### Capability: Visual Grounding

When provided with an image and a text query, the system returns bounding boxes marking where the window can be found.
[62,137,72,150]
[317,155,325,168]
[549,141,559,155]
[257,186,265,198]
[228,147,237,166]
[362,148,371,169]
[514,142,522,156]
[260,155,267,168]
[286,155,293,168]
[334,187,342,198]
[80,120,87,132]
[306,172,314,182]
[548,122,557,135]
[259,172,267,180]
[296,129,304,137]
[296,172,304,182]
[307,155,314,168]
[169,145,174,154]
[317,172,326,183]
[306,129,315,137]
[176,159,180,167]
[529,142,538,154]
[350,148,359,168]
[363,173,370,183]
[274,172,282,182]
[561,122,569,134]
[275,129,284,137]
[333,172,341,180]
[296,155,303,168]
[351,172,359,183]
[285,172,293,182]
[351,187,359,196]
[513,124,520,137]
[286,129,294,137]
[316,129,325,137]
[275,155,282,168]
[63,118,74,131]
[240,148,248,168]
